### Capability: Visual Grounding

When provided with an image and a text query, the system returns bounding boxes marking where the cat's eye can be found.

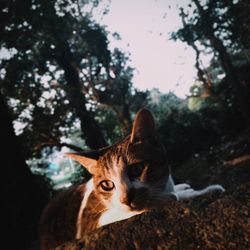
[99,180,115,191]
[129,162,146,178]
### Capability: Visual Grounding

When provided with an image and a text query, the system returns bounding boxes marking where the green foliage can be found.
[157,108,218,162]
[148,87,245,163]
[96,108,124,144]
[147,89,186,124]
[68,164,90,185]
[188,96,218,111]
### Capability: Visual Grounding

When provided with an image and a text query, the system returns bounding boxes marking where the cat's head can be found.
[66,109,169,212]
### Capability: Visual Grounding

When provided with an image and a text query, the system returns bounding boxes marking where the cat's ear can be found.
[65,152,97,173]
[65,146,110,174]
[130,108,156,142]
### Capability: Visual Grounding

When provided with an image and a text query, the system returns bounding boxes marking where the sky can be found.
[94,0,199,98]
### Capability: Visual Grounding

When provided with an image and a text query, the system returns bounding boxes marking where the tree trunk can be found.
[121,104,132,131]
[0,94,44,249]
[48,20,107,150]
[209,34,249,123]
[111,104,132,133]
[56,50,107,150]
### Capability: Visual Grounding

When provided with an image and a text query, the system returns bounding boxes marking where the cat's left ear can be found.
[130,108,156,142]
[65,146,109,174]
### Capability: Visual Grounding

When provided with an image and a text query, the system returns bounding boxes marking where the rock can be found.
[55,184,249,250]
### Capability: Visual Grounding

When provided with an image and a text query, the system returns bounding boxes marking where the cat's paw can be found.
[175,188,196,200]
[174,183,191,192]
[206,184,225,193]
[175,184,225,200]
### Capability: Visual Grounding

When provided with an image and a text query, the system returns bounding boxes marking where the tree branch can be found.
[34,141,84,152]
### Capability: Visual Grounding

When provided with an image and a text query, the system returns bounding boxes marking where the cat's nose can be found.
[120,188,135,205]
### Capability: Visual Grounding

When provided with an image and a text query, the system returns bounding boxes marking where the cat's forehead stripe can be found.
[99,137,167,171]
[103,142,126,164]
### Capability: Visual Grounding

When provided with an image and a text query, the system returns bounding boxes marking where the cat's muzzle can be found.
[127,187,151,210]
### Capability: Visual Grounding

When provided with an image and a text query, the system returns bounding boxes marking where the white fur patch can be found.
[98,206,142,227]
[98,177,145,227]
[165,175,175,193]
[174,183,191,192]
[76,179,94,239]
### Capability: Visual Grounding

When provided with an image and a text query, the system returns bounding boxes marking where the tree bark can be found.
[47,19,107,150]
[64,62,106,149]
[55,46,107,150]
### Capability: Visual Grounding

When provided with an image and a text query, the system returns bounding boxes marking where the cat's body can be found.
[39,109,224,250]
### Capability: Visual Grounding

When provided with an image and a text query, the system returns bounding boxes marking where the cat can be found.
[39,108,224,250]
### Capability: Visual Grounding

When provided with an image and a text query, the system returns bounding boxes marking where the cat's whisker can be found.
[92,200,104,212]
[94,207,109,217]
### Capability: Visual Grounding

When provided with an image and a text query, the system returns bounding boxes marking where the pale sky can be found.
[95,0,198,98]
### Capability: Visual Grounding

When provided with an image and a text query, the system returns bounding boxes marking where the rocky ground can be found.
[55,129,250,250]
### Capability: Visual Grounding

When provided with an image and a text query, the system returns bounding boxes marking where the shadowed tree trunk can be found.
[59,55,107,149]
[0,94,44,250]
[180,8,213,98]
[54,40,107,150]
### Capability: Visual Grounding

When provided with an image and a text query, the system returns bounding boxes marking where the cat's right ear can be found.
[65,147,110,174]
[65,152,97,173]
